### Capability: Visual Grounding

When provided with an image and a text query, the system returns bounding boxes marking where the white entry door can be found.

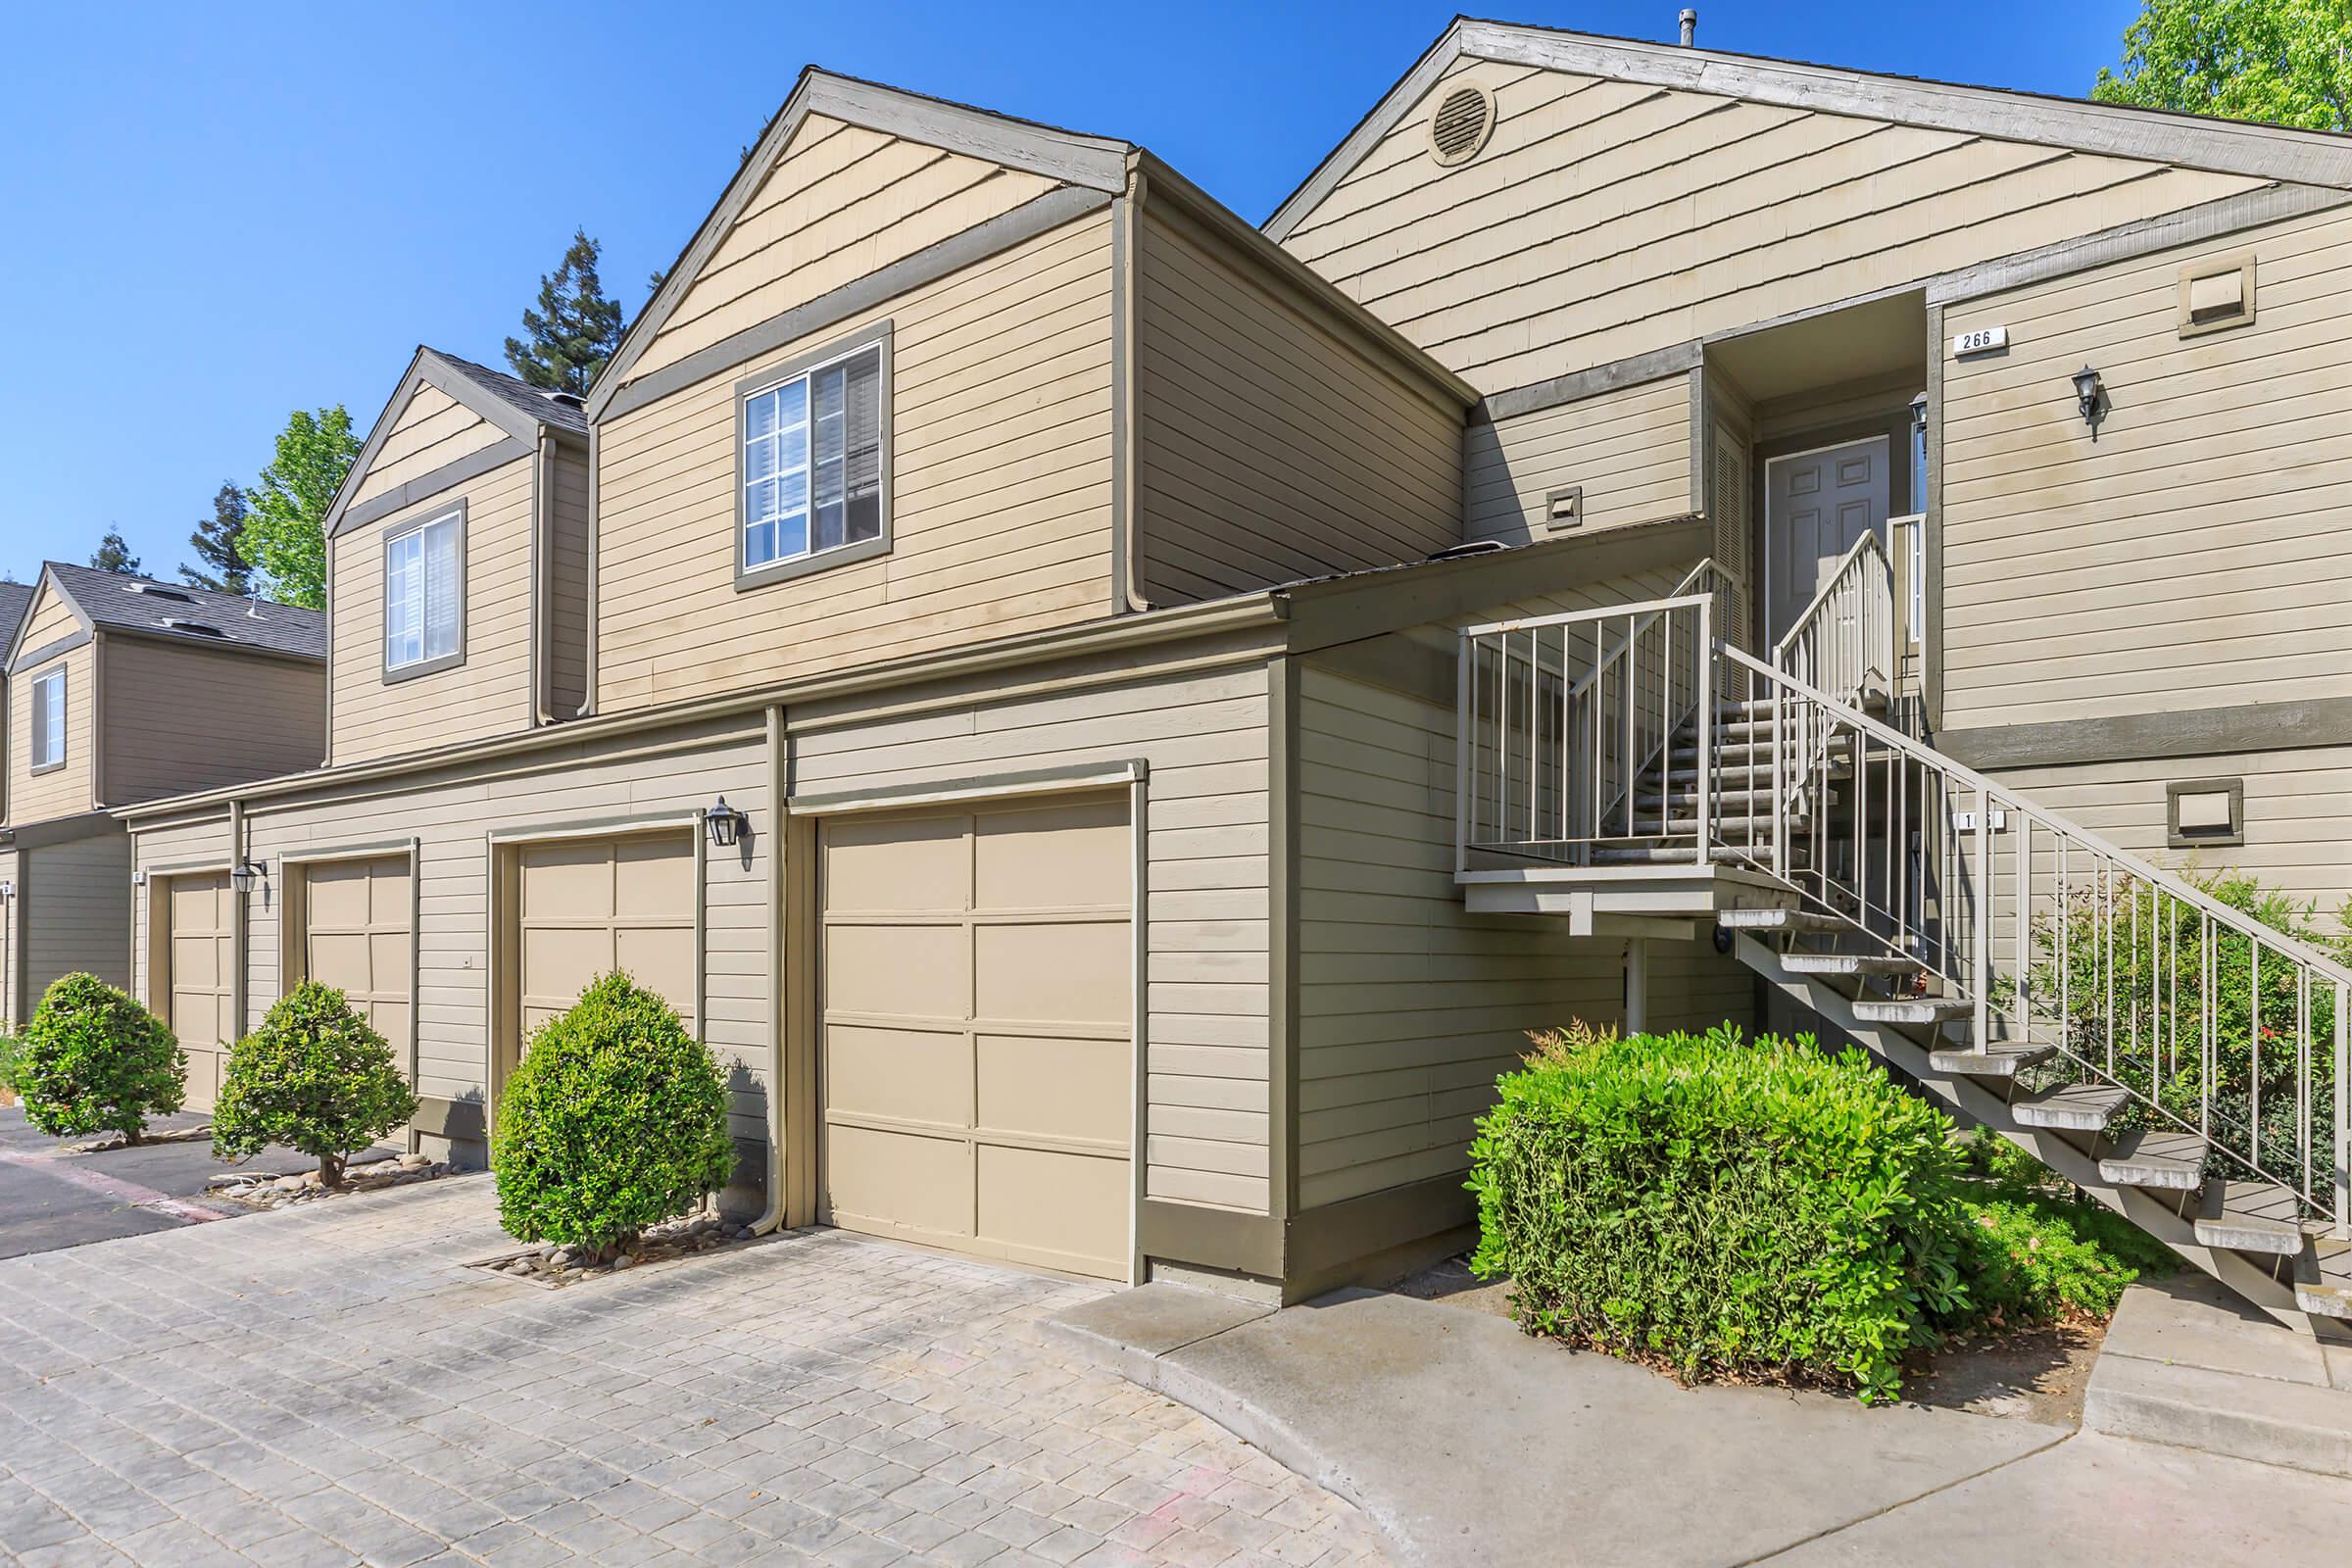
[1764,436,1889,647]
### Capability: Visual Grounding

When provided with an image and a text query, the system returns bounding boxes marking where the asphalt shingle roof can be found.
[425,349,590,438]
[0,582,35,647]
[41,563,327,662]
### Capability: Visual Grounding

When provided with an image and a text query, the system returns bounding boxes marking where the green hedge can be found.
[1468,1022,1968,1402]
[492,971,736,1253]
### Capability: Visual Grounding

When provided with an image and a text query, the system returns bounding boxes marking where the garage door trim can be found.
[789,758,1147,818]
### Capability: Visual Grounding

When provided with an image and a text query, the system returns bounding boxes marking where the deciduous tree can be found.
[2093,0,2352,130]
[243,406,360,610]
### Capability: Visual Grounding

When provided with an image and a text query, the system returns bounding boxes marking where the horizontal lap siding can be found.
[13,639,93,823]
[331,454,537,763]
[1464,375,1691,543]
[101,641,323,805]
[351,386,507,506]
[133,721,772,1139]
[1942,207,2352,730]
[1134,208,1461,601]
[789,657,1274,1214]
[1281,62,2265,394]
[27,831,131,996]
[597,211,1115,712]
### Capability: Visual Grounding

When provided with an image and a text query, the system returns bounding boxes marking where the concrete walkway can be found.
[1047,1285,2352,1568]
[0,1180,1381,1566]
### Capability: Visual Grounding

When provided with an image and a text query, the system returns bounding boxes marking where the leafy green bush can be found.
[18,974,185,1141]
[212,982,418,1185]
[1951,1133,2175,1324]
[492,971,736,1254]
[1468,1021,1970,1403]
[0,1032,23,1100]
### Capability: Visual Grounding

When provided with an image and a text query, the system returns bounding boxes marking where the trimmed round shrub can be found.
[1468,1021,1969,1403]
[212,982,419,1185]
[492,971,736,1253]
[19,973,186,1141]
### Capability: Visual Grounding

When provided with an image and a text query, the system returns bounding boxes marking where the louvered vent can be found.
[1428,84,1495,167]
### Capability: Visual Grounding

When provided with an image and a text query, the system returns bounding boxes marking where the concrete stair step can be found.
[1719,908,1850,933]
[2097,1129,2209,1192]
[1782,953,1920,977]
[2293,1244,2352,1319]
[1852,996,1971,1025]
[2011,1082,2130,1133]
[1926,1041,2057,1078]
[2194,1180,2311,1258]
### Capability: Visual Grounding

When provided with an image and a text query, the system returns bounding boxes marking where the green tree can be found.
[242,406,360,610]
[181,481,255,595]
[213,982,417,1187]
[89,528,142,575]
[2093,0,2352,130]
[505,228,625,397]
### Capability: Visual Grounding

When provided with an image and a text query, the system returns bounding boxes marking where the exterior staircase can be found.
[1458,544,2352,1331]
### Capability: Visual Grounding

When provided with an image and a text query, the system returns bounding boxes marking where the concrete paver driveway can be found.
[0,1180,1381,1566]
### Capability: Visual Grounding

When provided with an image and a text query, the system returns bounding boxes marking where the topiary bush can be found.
[1468,1020,1970,1403]
[212,982,418,1186]
[19,973,185,1142]
[492,971,736,1255]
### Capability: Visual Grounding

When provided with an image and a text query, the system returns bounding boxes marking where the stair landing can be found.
[1456,860,1800,934]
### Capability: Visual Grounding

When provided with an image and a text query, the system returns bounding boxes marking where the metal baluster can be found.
[1974,788,1991,1047]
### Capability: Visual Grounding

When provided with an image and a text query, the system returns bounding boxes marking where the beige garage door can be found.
[517,833,696,1040]
[165,872,235,1109]
[302,856,413,1079]
[820,793,1133,1281]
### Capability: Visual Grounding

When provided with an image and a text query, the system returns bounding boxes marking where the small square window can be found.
[2178,255,2255,338]
[2167,776,2244,849]
[737,321,892,590]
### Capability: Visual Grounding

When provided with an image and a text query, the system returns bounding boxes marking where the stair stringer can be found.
[1736,933,2312,1333]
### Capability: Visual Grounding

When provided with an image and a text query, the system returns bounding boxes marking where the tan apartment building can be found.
[1,564,324,1063]
[117,31,2352,1315]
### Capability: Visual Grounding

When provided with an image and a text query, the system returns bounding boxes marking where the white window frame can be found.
[735,319,892,591]
[28,666,65,774]
[382,502,466,683]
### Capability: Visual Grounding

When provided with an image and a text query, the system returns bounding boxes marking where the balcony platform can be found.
[1454,860,1802,935]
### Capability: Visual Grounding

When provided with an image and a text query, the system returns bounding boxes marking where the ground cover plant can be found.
[1950,1131,2175,1325]
[17,974,184,1141]
[212,982,418,1186]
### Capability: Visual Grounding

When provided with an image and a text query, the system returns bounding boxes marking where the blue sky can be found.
[0,0,2143,590]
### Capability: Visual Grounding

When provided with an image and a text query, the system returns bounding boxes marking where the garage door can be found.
[820,793,1133,1281]
[517,833,696,1039]
[165,872,235,1109]
[302,856,413,1083]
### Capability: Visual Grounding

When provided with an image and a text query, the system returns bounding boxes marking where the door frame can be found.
[141,858,237,1107]
[788,760,1149,1285]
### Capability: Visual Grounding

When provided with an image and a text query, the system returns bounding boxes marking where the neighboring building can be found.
[118,31,2352,1320]
[3,564,324,1073]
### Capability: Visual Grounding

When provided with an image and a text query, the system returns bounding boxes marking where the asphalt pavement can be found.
[0,1105,317,1260]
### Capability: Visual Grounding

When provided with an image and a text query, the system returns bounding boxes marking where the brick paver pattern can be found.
[0,1179,1386,1566]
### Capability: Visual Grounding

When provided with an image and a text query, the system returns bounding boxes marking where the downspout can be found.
[530,431,556,726]
[751,702,789,1236]
[1115,166,1152,613]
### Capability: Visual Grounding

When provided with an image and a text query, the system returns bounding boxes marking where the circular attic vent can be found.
[1428,83,1496,167]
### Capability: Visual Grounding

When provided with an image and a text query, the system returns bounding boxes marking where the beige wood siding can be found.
[1940,206,2352,731]
[12,642,94,824]
[130,717,772,1164]
[100,639,323,806]
[1134,205,1462,601]
[350,384,508,506]
[546,443,592,718]
[819,793,1133,1279]
[1464,374,1692,544]
[626,115,1062,383]
[330,451,536,763]
[1282,62,2268,394]
[22,831,133,1010]
[790,650,1273,1214]
[596,208,1116,712]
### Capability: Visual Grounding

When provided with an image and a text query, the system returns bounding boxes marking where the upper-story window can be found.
[737,322,891,589]
[28,666,65,773]
[383,504,466,682]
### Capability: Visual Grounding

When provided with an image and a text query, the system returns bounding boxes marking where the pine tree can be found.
[242,406,360,611]
[181,481,256,595]
[90,529,142,575]
[505,228,625,397]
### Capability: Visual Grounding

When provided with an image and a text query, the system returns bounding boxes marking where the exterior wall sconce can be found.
[1910,392,1929,434]
[230,860,266,895]
[2072,366,2105,429]
[704,797,749,850]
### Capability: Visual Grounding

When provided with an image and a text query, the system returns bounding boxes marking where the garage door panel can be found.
[822,813,969,911]
[615,836,695,910]
[825,1024,970,1126]
[973,921,1128,1023]
[369,931,408,983]
[973,798,1128,909]
[975,1032,1128,1146]
[522,925,612,1009]
[305,861,371,925]
[612,925,696,1019]
[976,1144,1127,1273]
[368,867,412,925]
[514,832,697,1062]
[309,931,372,990]
[368,1000,411,1054]
[519,841,616,918]
[172,934,218,989]
[827,1124,972,1240]
[170,878,219,927]
[826,922,967,1019]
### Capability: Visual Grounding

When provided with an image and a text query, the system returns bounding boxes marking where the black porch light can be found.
[704,797,749,850]
[2071,365,2105,426]
[230,859,265,894]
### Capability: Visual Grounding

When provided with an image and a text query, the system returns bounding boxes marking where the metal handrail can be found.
[1565,558,1737,702]
[1771,529,1893,703]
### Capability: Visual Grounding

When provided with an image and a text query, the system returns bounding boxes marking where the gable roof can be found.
[586,67,1135,419]
[325,345,586,540]
[9,563,326,668]
[0,582,35,652]
[1263,16,2352,241]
